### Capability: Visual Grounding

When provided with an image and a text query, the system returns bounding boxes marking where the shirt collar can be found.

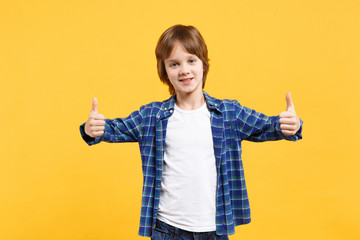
[203,91,222,112]
[161,91,222,113]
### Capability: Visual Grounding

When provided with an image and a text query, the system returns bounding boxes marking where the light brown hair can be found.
[155,24,209,95]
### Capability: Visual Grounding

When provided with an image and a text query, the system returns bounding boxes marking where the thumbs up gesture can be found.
[84,97,106,138]
[279,92,301,136]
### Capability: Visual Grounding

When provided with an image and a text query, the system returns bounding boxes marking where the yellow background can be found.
[1,0,359,239]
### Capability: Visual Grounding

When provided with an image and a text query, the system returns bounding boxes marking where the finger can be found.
[93,113,105,120]
[92,97,98,113]
[279,111,296,118]
[279,118,296,124]
[90,126,105,132]
[89,112,105,120]
[282,130,295,136]
[88,119,105,127]
[94,119,106,126]
[286,92,295,112]
[281,129,296,136]
[280,124,297,131]
[91,131,104,137]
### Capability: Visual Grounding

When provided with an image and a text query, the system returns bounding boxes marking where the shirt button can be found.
[164,107,167,110]
[170,110,173,113]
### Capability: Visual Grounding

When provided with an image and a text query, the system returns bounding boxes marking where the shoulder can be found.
[138,95,175,115]
[204,91,242,111]
[139,101,163,111]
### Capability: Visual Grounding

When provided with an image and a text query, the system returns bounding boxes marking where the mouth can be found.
[179,77,193,83]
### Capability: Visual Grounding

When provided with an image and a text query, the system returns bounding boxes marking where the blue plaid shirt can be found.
[80,91,303,237]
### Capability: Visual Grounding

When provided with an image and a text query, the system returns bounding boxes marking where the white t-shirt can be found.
[157,103,217,232]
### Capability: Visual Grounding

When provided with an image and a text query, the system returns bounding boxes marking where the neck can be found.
[175,90,205,110]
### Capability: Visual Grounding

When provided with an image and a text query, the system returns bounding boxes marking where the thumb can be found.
[286,92,295,112]
[91,97,98,113]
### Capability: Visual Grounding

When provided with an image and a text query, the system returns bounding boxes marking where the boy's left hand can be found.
[279,92,301,136]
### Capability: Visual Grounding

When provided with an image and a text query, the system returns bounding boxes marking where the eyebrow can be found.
[165,55,196,63]
[165,59,176,63]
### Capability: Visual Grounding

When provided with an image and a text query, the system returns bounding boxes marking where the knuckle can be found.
[97,114,105,119]
[282,130,289,135]
[89,113,95,119]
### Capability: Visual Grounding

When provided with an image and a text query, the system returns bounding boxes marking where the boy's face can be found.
[164,42,204,97]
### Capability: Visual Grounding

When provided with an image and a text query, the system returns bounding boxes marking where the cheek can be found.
[198,62,204,75]
[165,71,176,84]
[197,67,204,77]
[164,68,171,79]
[166,69,177,79]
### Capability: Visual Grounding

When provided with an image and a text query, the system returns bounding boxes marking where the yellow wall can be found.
[1,0,359,239]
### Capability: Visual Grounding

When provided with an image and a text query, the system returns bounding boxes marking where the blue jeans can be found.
[151,219,229,240]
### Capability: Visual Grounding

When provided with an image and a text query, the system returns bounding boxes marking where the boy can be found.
[80,24,303,240]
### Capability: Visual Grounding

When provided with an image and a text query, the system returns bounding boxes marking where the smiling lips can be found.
[179,77,193,83]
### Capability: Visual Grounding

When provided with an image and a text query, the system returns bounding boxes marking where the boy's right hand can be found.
[84,97,106,138]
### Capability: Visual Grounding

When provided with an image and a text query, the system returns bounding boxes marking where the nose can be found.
[179,64,189,75]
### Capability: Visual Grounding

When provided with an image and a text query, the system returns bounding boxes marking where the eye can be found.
[170,63,178,67]
[188,59,196,64]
